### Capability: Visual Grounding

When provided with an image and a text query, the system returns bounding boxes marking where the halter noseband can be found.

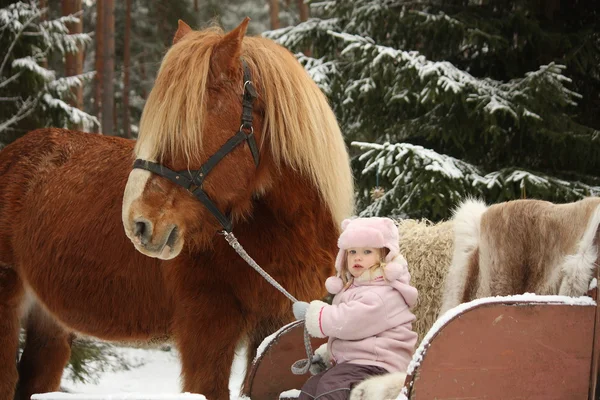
[132,60,259,233]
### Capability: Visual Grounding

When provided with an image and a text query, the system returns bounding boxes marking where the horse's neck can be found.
[264,169,336,238]
[212,169,338,266]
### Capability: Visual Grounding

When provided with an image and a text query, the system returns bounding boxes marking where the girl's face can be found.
[347,247,381,278]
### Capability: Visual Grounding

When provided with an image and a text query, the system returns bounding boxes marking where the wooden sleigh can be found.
[244,280,600,400]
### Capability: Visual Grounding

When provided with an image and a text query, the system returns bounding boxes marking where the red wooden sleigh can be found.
[244,284,600,400]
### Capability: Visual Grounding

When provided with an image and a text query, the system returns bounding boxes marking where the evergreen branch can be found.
[12,56,55,81]
[0,70,22,89]
[353,141,600,220]
[0,95,40,133]
[0,8,42,78]
[41,94,99,128]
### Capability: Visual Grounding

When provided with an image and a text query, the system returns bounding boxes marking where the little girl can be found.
[293,217,418,400]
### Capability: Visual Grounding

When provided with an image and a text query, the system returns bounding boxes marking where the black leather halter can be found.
[132,61,259,233]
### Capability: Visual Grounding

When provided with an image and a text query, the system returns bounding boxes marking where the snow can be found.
[395,388,409,400]
[38,342,248,400]
[482,94,518,119]
[12,56,55,81]
[352,141,478,181]
[48,72,95,93]
[264,18,340,49]
[279,389,300,399]
[254,321,299,362]
[0,1,97,131]
[33,394,205,400]
[320,31,579,129]
[406,293,596,375]
[60,347,182,394]
[351,140,600,218]
[42,94,99,128]
[297,55,337,94]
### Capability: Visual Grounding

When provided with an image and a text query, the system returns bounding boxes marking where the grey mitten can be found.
[293,301,309,320]
[308,354,327,375]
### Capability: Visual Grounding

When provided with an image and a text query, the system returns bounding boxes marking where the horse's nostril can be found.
[133,218,152,245]
[166,225,179,248]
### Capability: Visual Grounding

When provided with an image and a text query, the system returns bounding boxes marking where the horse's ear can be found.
[173,20,192,45]
[211,17,250,77]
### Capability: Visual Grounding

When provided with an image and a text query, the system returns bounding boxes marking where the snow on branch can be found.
[352,141,600,219]
[42,94,98,128]
[329,31,579,124]
[296,54,337,94]
[264,17,340,49]
[0,5,42,77]
[1,2,97,134]
[0,2,37,31]
[12,56,55,80]
[48,71,95,92]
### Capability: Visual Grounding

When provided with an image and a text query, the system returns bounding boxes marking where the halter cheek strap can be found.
[132,60,259,233]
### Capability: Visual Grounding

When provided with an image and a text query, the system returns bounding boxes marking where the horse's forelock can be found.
[135,27,354,228]
[135,29,224,167]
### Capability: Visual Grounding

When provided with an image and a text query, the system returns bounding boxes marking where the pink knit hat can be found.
[325,217,402,294]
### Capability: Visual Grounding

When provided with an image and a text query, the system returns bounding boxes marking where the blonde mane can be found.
[136,27,354,227]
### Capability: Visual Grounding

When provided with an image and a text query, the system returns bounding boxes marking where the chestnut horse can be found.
[0,19,354,399]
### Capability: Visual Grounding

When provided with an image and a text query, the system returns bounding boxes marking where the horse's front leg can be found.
[0,266,23,400]
[16,303,73,400]
[173,287,246,400]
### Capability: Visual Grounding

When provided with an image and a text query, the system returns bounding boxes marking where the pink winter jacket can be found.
[305,261,418,373]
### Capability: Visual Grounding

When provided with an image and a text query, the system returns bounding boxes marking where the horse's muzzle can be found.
[132,217,179,259]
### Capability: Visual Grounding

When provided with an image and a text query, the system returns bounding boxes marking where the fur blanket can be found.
[440,197,600,315]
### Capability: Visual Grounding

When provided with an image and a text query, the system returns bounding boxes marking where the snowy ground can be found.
[48,344,248,399]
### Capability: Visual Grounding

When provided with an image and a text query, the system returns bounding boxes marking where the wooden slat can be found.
[588,227,600,400]
[243,321,327,400]
[410,302,596,400]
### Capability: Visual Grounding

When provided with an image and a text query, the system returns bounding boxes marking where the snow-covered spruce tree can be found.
[0,1,96,146]
[267,0,600,221]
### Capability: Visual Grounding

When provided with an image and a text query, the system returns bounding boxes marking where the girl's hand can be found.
[293,301,309,320]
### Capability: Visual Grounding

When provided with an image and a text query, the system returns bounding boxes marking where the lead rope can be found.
[221,231,315,375]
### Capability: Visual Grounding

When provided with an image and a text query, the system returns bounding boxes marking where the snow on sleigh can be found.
[244,287,600,400]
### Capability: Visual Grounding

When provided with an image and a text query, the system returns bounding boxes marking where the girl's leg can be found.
[314,363,387,400]
[299,369,328,400]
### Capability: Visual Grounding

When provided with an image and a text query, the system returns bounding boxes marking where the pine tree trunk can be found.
[94,0,103,133]
[113,95,118,134]
[194,0,198,12]
[139,56,147,100]
[123,0,132,138]
[297,0,309,22]
[269,0,280,30]
[40,0,48,68]
[62,0,84,117]
[297,0,310,56]
[101,0,115,135]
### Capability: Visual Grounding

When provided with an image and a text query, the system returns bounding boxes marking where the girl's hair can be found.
[340,247,390,287]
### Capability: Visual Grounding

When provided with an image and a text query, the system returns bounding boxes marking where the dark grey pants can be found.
[298,363,388,400]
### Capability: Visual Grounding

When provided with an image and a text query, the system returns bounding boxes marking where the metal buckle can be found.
[239,124,254,135]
